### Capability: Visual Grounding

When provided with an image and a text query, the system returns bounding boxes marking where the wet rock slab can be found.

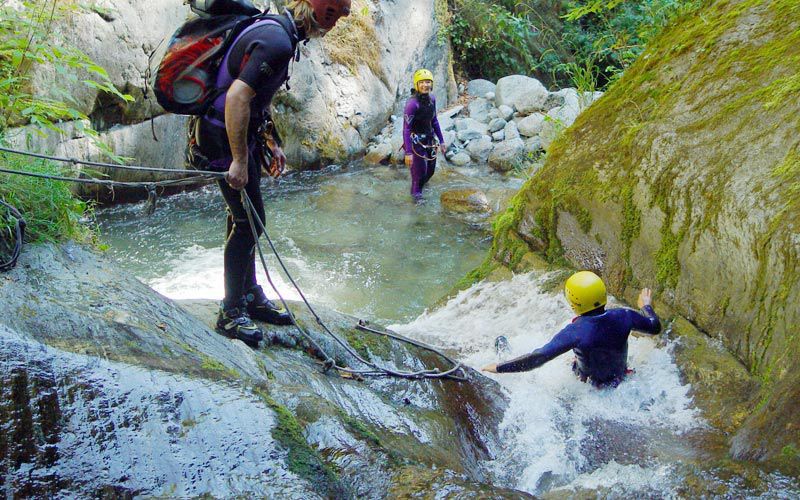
[0,243,525,498]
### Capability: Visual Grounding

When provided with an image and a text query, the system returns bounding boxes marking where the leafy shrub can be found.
[0,0,129,249]
[445,0,698,88]
[0,153,94,243]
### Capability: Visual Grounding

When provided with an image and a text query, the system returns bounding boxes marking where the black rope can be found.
[0,166,217,188]
[0,200,25,272]
[0,145,225,179]
[240,190,466,381]
[0,145,466,379]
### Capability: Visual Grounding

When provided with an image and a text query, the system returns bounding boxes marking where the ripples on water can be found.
[97,164,514,323]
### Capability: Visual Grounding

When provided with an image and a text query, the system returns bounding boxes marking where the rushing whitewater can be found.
[394,272,702,496]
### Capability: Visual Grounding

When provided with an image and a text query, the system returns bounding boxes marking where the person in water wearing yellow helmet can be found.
[403,69,446,201]
[482,271,661,388]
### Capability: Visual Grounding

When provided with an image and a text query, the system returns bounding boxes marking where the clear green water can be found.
[96,163,519,323]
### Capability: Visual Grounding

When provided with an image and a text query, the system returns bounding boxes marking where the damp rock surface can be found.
[0,242,522,498]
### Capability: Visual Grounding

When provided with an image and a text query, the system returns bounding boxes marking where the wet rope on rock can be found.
[240,190,466,381]
[0,145,466,379]
[0,200,25,272]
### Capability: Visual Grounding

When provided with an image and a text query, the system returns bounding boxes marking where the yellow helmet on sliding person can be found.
[564,271,607,315]
[413,69,434,92]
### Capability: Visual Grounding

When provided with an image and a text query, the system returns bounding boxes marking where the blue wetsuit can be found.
[496,306,661,387]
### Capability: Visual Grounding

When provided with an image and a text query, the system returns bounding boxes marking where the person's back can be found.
[571,307,658,385]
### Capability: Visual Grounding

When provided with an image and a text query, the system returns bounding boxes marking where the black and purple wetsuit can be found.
[403,92,445,200]
[195,13,300,311]
[496,306,661,387]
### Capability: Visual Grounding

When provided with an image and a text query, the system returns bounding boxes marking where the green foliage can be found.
[443,0,539,82]
[554,0,699,87]
[0,1,131,247]
[443,0,698,88]
[0,0,132,133]
[0,153,93,243]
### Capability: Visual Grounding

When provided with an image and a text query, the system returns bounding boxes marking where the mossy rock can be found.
[482,0,800,467]
[440,188,492,214]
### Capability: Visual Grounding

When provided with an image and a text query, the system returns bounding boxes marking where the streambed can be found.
[96,163,798,497]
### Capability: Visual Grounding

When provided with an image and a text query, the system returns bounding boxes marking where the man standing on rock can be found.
[483,271,661,388]
[193,0,350,346]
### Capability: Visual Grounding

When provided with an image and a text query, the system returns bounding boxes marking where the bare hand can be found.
[439,143,447,154]
[273,145,287,176]
[482,363,498,373]
[404,155,412,168]
[637,288,653,309]
[226,158,248,190]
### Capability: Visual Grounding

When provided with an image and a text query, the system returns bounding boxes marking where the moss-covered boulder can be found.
[440,188,492,214]
[485,0,799,472]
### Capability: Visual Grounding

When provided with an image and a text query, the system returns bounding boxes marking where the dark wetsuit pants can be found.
[410,138,436,199]
[198,119,265,310]
[217,153,265,309]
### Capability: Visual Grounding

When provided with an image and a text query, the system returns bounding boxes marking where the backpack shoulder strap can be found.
[216,14,297,89]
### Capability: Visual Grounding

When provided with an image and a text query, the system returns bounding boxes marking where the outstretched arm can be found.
[631,288,661,334]
[483,327,578,373]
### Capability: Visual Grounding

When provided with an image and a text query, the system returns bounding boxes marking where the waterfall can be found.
[394,271,702,496]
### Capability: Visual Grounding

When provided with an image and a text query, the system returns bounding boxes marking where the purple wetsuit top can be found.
[496,306,661,387]
[402,94,444,154]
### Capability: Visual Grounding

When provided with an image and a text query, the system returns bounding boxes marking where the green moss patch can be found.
[251,385,343,496]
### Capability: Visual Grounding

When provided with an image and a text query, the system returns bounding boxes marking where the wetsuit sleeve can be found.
[496,326,579,373]
[236,27,294,91]
[431,96,445,144]
[403,98,418,155]
[628,305,661,335]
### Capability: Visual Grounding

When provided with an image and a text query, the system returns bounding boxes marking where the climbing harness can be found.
[410,133,439,161]
[240,189,466,381]
[0,200,25,272]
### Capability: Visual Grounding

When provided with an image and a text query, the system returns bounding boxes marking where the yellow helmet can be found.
[413,69,434,92]
[564,271,607,315]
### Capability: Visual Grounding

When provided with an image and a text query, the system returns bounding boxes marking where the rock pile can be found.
[366,75,603,173]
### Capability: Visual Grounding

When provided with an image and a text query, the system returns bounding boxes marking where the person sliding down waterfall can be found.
[192,0,351,347]
[403,69,447,202]
[482,271,661,388]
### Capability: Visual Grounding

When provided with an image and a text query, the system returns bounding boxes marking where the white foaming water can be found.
[394,271,701,496]
[145,244,303,302]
